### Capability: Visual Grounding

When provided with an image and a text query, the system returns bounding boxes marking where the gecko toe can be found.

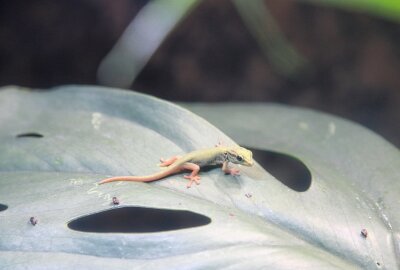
[230,169,241,176]
[184,175,201,188]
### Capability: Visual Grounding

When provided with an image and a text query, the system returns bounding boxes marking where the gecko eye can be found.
[236,155,243,162]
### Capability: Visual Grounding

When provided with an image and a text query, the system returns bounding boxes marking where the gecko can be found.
[99,146,254,188]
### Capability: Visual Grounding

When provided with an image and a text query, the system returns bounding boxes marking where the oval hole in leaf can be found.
[16,132,44,138]
[68,206,211,233]
[247,147,311,192]
[0,204,8,211]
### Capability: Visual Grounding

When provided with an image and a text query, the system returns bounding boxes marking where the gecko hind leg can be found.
[182,162,200,188]
[159,156,181,167]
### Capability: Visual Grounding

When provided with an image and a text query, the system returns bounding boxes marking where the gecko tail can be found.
[98,166,181,185]
[98,175,158,184]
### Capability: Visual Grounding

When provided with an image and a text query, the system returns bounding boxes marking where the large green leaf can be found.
[0,86,398,269]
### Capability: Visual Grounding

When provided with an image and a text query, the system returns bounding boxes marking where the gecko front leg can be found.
[222,161,240,175]
[181,163,200,188]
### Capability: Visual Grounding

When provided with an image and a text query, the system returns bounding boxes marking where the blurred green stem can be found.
[97,0,199,88]
[232,0,307,77]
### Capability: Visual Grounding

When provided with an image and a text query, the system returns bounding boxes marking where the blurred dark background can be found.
[0,0,399,147]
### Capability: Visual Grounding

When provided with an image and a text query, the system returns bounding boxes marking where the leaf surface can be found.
[0,86,398,269]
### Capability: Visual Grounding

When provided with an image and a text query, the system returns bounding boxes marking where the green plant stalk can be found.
[233,0,307,76]
[97,0,200,88]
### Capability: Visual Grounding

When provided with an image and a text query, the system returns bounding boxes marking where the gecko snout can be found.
[244,160,254,167]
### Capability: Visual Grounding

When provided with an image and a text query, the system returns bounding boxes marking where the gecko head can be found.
[226,147,254,167]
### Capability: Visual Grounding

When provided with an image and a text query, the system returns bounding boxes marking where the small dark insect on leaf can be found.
[29,217,38,226]
[112,197,120,205]
[360,228,368,238]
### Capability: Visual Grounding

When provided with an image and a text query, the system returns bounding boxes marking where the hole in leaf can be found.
[16,132,43,138]
[247,147,311,192]
[0,204,8,211]
[68,206,211,233]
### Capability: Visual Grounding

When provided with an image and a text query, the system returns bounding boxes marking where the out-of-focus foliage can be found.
[300,0,400,22]
[232,0,307,76]
[97,0,199,88]
[97,0,400,89]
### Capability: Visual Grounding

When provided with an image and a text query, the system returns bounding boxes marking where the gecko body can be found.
[99,146,253,188]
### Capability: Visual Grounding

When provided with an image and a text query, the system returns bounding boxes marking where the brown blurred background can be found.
[0,0,399,147]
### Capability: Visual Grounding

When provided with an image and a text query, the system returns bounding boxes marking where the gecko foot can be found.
[215,140,225,147]
[225,168,240,176]
[184,175,201,188]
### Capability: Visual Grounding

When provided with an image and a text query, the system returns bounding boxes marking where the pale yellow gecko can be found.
[99,146,254,188]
